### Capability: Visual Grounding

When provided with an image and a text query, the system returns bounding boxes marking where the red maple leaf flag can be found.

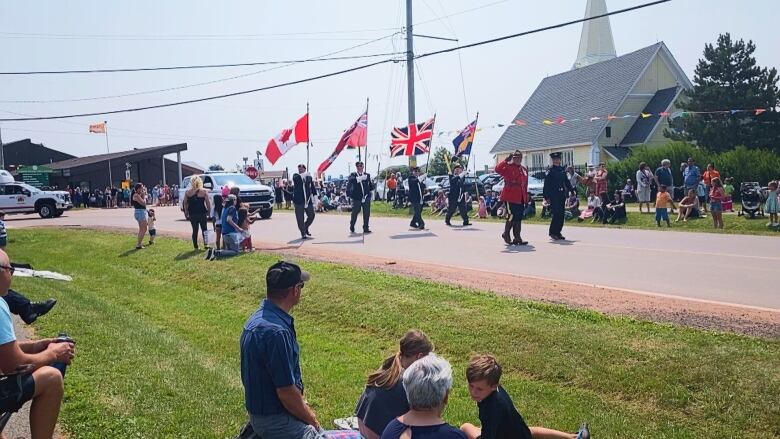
[265,113,309,165]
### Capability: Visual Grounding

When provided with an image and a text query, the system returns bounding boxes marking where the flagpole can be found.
[363,97,369,167]
[104,120,113,188]
[470,112,480,205]
[306,102,310,170]
[425,113,436,172]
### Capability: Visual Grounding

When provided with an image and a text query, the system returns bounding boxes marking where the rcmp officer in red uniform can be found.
[495,150,529,245]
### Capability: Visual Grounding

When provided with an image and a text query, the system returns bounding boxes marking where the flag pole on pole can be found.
[470,112,480,204]
[306,102,310,171]
[425,113,436,172]
[104,120,113,187]
[363,97,369,165]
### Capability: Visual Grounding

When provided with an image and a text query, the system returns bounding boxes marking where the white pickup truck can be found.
[0,170,73,218]
[179,172,275,219]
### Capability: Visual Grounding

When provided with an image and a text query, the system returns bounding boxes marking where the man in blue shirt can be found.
[205,194,243,260]
[240,261,320,439]
[682,157,701,193]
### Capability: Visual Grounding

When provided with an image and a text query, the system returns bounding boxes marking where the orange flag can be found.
[89,122,106,134]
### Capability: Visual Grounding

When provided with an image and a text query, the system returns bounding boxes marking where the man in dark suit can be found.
[347,161,375,234]
[292,164,317,239]
[543,152,573,240]
[407,167,427,230]
[445,163,471,227]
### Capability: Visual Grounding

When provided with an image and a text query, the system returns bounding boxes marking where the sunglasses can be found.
[0,265,15,274]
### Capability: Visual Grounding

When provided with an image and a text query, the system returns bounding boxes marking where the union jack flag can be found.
[390,117,435,157]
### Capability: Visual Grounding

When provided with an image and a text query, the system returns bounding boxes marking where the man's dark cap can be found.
[453,164,463,170]
[267,261,310,290]
[510,150,523,157]
[411,166,420,171]
[355,161,364,166]
[549,152,563,159]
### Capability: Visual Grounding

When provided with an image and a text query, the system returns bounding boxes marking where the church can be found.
[490,0,692,168]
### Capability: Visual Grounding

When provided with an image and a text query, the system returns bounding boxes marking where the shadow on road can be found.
[451,228,483,232]
[174,250,201,260]
[548,239,577,246]
[389,232,437,240]
[501,244,536,253]
[312,239,363,245]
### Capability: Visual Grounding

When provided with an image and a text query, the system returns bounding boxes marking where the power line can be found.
[0,0,670,122]
[0,51,403,76]
[0,33,400,104]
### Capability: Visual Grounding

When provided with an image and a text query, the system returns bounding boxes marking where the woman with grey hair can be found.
[380,354,466,438]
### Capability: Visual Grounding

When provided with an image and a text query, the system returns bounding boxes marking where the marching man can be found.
[445,163,472,227]
[407,167,427,230]
[495,150,529,245]
[292,164,317,240]
[347,161,375,234]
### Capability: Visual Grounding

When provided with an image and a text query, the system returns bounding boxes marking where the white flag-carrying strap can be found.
[13,268,72,282]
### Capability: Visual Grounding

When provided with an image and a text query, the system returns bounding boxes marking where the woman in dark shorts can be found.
[356,330,433,439]
[380,353,465,439]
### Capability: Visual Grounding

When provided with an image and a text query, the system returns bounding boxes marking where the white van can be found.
[0,170,73,218]
[179,172,275,219]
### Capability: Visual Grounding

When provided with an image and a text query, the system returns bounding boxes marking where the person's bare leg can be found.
[29,367,64,439]
[460,423,481,439]
[137,221,148,247]
[529,426,576,439]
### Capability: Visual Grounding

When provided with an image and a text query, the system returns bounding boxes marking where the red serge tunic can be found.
[495,160,529,204]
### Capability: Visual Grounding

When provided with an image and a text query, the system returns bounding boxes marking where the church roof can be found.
[620,86,681,146]
[491,42,669,155]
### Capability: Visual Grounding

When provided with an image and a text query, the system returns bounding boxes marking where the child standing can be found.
[460,354,589,439]
[723,177,735,212]
[477,196,487,219]
[709,177,725,229]
[655,185,676,227]
[697,177,708,214]
[147,209,157,245]
[765,180,778,227]
[0,211,7,248]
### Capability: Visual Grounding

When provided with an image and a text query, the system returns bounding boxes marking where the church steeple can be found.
[573,0,616,69]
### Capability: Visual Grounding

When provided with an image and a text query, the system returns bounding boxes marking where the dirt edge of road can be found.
[33,225,780,339]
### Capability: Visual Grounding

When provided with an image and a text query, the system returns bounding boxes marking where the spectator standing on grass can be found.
[683,157,700,194]
[594,163,608,196]
[655,159,675,206]
[356,330,433,439]
[183,176,212,250]
[147,209,157,246]
[584,165,597,195]
[386,173,397,202]
[723,177,735,212]
[709,177,725,229]
[635,162,654,214]
[565,166,581,194]
[0,249,75,439]
[380,353,465,439]
[765,181,779,227]
[274,181,283,210]
[655,185,676,227]
[282,180,293,210]
[132,184,148,250]
[697,177,709,214]
[703,163,720,189]
[240,261,320,439]
[122,186,131,208]
[622,179,634,202]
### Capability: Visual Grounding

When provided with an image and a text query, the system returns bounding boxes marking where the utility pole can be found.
[406,0,417,168]
[0,124,4,170]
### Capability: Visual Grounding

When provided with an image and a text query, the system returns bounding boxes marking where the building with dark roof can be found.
[1,139,76,170]
[490,0,692,167]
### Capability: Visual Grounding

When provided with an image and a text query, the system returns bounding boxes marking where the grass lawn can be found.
[313,201,780,237]
[8,229,780,438]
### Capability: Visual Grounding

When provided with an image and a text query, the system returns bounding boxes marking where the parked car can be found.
[478,173,502,191]
[179,172,274,219]
[491,176,545,200]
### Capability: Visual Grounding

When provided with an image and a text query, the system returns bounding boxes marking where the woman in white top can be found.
[635,162,654,214]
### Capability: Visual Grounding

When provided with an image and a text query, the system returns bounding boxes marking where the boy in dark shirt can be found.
[460,354,590,439]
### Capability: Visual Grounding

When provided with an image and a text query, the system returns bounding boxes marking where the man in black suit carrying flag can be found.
[445,163,472,227]
[407,167,427,230]
[292,164,317,240]
[347,161,375,234]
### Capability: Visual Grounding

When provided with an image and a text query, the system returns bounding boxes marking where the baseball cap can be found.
[266,261,311,290]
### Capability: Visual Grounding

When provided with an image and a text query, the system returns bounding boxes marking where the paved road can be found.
[7,206,780,310]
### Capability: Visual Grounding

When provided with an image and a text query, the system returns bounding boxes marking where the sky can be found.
[0,0,778,179]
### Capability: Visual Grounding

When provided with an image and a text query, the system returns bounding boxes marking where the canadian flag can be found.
[265,114,309,165]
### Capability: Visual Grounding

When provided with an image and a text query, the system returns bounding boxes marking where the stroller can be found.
[738,182,765,218]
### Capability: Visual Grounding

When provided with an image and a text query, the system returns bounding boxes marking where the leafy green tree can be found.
[668,33,779,153]
[208,164,224,171]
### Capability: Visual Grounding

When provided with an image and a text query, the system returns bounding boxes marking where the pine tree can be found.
[669,33,779,153]
[426,147,452,176]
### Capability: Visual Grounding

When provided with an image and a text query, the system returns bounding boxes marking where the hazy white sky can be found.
[0,0,778,178]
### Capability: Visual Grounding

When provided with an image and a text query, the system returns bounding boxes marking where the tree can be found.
[208,164,224,171]
[668,33,779,153]
[427,147,454,176]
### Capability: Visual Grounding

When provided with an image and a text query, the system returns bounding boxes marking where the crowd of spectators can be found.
[66,183,178,209]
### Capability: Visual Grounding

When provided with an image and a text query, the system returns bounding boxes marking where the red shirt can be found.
[495,160,529,204]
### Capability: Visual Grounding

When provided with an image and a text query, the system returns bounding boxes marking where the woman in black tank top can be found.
[132,184,148,249]
[183,176,212,250]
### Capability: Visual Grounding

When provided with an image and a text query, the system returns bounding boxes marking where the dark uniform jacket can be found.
[407,175,426,204]
[448,174,466,203]
[347,172,374,202]
[543,165,572,200]
[292,173,317,206]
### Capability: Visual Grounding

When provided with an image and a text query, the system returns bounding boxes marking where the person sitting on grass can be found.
[460,354,588,439]
[476,196,488,219]
[356,330,434,439]
[540,199,551,219]
[431,191,447,215]
[622,179,635,202]
[0,249,75,439]
[205,194,243,260]
[591,191,609,224]
[605,191,626,224]
[380,353,465,439]
[522,197,536,219]
[655,185,676,228]
[578,189,598,222]
[676,189,701,222]
[237,207,255,252]
[564,191,580,220]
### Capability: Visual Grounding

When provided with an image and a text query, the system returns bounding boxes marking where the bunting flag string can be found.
[504,108,771,129]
